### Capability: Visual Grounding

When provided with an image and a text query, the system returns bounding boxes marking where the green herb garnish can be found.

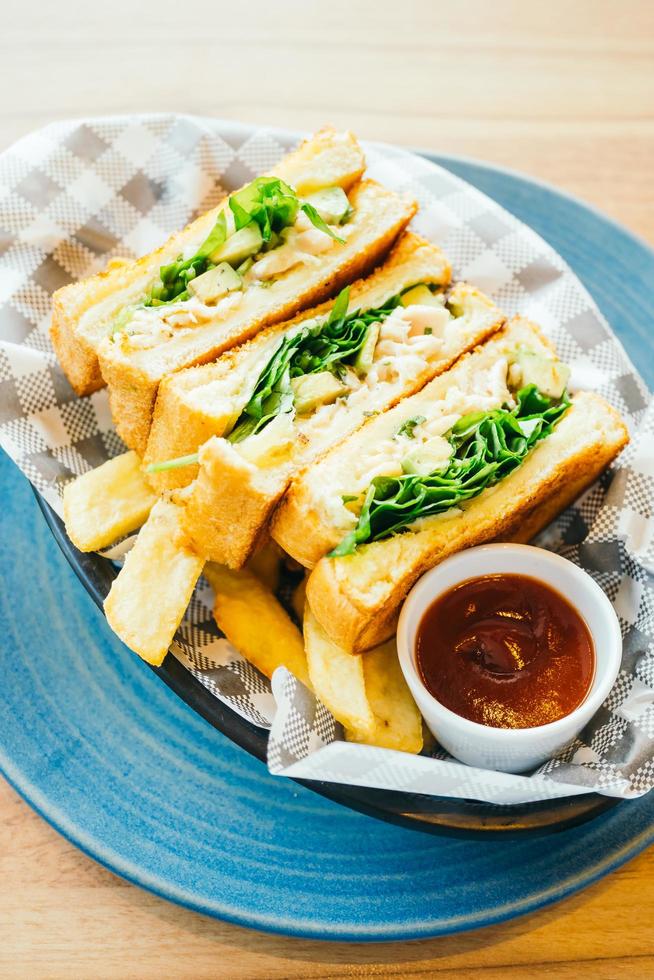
[226,286,403,444]
[329,385,570,556]
[299,201,345,242]
[145,452,199,474]
[395,415,426,440]
[144,177,345,307]
[147,211,228,307]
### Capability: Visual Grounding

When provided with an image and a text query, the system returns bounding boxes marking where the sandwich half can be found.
[294,318,629,652]
[99,176,417,454]
[51,127,366,399]
[149,234,506,568]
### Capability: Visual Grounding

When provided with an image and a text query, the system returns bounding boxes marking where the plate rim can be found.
[2,721,652,942]
[1,131,653,941]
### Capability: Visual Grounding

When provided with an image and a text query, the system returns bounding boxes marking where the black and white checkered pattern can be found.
[268,670,341,774]
[1,114,652,800]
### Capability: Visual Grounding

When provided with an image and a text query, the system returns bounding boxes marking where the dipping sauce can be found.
[416,574,595,729]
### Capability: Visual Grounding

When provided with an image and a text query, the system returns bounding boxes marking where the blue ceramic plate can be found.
[1,154,653,941]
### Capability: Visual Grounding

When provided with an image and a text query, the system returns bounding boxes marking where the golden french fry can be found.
[104,499,204,665]
[205,563,311,688]
[246,539,282,592]
[346,639,423,753]
[304,607,376,739]
[291,576,307,624]
[63,450,157,552]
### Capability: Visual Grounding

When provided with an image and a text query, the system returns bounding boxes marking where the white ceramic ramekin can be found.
[397,544,622,774]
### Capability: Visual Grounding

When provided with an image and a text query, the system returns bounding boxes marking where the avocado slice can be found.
[188,262,242,304]
[290,371,347,415]
[515,350,570,399]
[236,256,254,276]
[209,223,263,266]
[402,436,452,477]
[353,321,381,377]
[401,284,444,308]
[302,186,350,224]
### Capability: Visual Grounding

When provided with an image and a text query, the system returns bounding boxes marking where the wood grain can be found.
[1,0,653,242]
[1,0,652,975]
[1,781,653,978]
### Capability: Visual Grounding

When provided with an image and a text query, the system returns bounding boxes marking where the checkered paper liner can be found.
[0,114,651,804]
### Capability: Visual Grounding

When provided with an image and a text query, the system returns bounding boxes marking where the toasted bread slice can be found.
[305,388,628,653]
[51,128,366,397]
[168,243,506,569]
[98,179,416,454]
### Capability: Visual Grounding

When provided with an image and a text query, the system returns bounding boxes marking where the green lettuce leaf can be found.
[329,384,571,556]
[229,176,299,240]
[300,202,345,242]
[143,177,346,307]
[227,286,405,444]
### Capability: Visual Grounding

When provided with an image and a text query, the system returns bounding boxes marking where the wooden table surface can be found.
[1,1,652,976]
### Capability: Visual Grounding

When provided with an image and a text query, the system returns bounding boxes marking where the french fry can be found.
[63,450,156,552]
[346,640,423,753]
[304,608,376,739]
[104,499,204,665]
[304,608,423,752]
[246,539,282,592]
[205,563,311,688]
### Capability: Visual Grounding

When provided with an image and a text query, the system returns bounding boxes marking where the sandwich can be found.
[51,127,365,397]
[52,128,418,454]
[146,233,505,569]
[267,318,631,652]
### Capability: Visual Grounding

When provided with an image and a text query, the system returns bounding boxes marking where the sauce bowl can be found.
[397,543,623,774]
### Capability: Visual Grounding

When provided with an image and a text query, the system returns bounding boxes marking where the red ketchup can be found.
[416,573,595,729]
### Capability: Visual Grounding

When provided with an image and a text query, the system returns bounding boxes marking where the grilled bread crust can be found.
[50,127,366,397]
[175,436,279,569]
[305,390,629,653]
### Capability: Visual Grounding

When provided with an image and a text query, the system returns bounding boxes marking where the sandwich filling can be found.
[147,279,490,475]
[328,352,571,556]
[227,284,436,440]
[108,178,351,351]
[225,282,487,467]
